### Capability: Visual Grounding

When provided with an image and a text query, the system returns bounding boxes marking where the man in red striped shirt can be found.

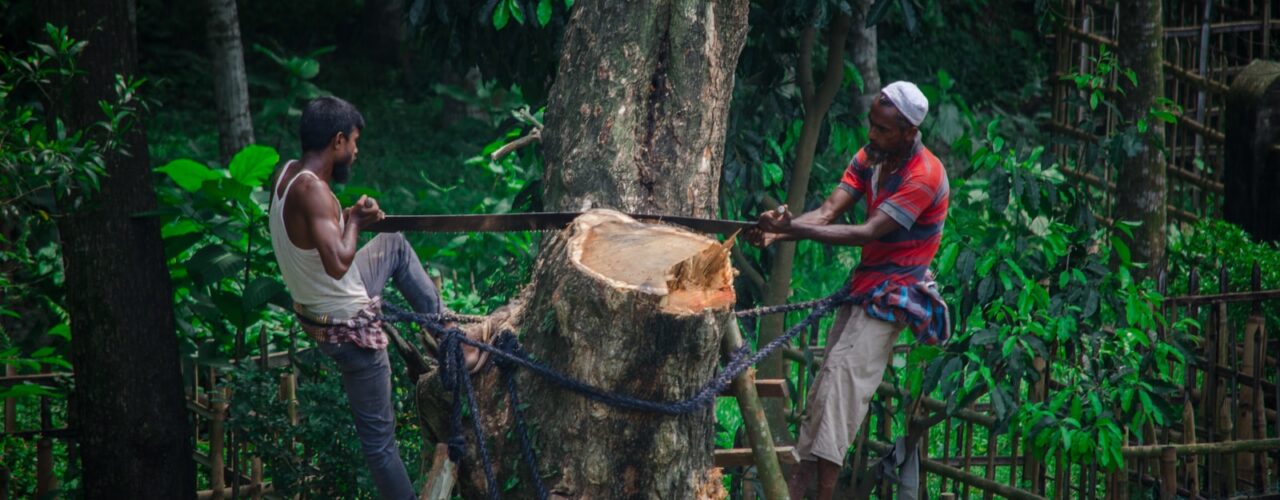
[749,81,949,500]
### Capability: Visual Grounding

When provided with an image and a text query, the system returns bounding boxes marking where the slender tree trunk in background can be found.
[758,11,852,441]
[849,0,881,116]
[50,0,195,496]
[416,1,750,498]
[1116,0,1166,279]
[205,0,255,163]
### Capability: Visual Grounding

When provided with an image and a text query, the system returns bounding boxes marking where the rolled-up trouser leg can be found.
[355,232,442,314]
[793,305,903,465]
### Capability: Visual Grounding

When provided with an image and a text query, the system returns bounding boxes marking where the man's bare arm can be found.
[748,188,859,246]
[297,179,365,280]
[783,208,903,247]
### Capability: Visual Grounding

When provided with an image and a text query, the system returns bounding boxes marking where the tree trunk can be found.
[50,0,195,496]
[205,0,255,163]
[416,1,750,498]
[540,0,749,217]
[849,0,881,116]
[1115,0,1166,279]
[758,10,851,440]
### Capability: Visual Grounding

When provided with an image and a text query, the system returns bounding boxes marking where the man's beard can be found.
[864,140,912,165]
[332,159,352,184]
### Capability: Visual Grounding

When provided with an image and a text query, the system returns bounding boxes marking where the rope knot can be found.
[493,331,522,371]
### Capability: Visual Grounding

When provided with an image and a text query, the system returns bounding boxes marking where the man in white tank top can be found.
[269,97,480,499]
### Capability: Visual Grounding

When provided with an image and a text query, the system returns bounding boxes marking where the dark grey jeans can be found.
[319,233,441,500]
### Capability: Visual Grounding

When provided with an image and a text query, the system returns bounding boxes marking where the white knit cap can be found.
[880,81,929,127]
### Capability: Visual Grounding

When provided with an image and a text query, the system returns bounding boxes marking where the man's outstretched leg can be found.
[355,232,484,368]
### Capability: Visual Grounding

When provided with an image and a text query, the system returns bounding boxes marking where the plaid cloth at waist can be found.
[293,297,387,350]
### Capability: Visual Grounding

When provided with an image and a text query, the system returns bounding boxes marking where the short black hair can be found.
[875,93,915,130]
[299,96,365,152]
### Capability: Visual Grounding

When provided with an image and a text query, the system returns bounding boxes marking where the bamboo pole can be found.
[1251,262,1268,488]
[963,422,975,499]
[721,320,788,500]
[211,388,227,500]
[250,457,263,500]
[3,365,14,433]
[983,426,997,500]
[1123,438,1280,457]
[878,399,892,497]
[1159,447,1177,500]
[36,367,55,496]
[421,445,457,500]
[941,417,952,493]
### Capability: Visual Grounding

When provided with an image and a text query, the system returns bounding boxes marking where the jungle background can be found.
[3,0,1280,498]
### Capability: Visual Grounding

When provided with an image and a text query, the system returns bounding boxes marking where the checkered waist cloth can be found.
[293,297,387,350]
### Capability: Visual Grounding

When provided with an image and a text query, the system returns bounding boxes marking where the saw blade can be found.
[362,212,755,235]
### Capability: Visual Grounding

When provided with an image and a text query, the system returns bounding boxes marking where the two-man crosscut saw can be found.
[362,212,757,235]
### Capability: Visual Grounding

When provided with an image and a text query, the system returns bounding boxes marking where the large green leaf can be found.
[242,276,287,312]
[229,145,280,187]
[156,159,222,192]
[187,245,245,286]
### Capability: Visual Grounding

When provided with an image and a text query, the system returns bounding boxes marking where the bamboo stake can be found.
[878,399,892,497]
[1159,447,1177,500]
[251,457,263,500]
[1182,398,1199,496]
[211,389,227,500]
[3,365,14,433]
[963,422,975,499]
[983,426,997,500]
[422,445,457,500]
[1251,262,1267,488]
[721,320,788,500]
[941,416,952,493]
[36,367,55,496]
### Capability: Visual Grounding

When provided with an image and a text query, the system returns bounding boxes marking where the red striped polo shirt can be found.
[838,140,949,300]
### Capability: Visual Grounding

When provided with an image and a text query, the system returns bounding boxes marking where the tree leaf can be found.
[537,0,552,26]
[242,276,287,312]
[156,159,222,192]
[187,245,244,286]
[493,0,511,29]
[509,0,526,25]
[229,145,280,188]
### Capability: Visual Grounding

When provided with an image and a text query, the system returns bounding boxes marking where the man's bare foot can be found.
[461,320,494,373]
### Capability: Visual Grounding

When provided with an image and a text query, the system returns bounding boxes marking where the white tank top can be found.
[269,160,371,320]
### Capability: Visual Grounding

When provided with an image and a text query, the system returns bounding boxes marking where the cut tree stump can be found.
[417,210,739,499]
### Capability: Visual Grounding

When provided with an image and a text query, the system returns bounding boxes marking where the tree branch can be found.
[814,12,852,113]
[489,128,541,161]
[798,24,817,110]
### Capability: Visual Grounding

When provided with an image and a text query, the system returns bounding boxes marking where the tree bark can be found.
[205,0,255,163]
[50,0,195,497]
[1116,0,1166,279]
[416,1,750,498]
[541,0,750,217]
[758,10,851,440]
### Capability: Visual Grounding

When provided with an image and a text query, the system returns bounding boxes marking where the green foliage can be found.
[252,44,334,147]
[1,23,145,397]
[153,145,293,363]
[224,358,423,497]
[915,118,1190,471]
